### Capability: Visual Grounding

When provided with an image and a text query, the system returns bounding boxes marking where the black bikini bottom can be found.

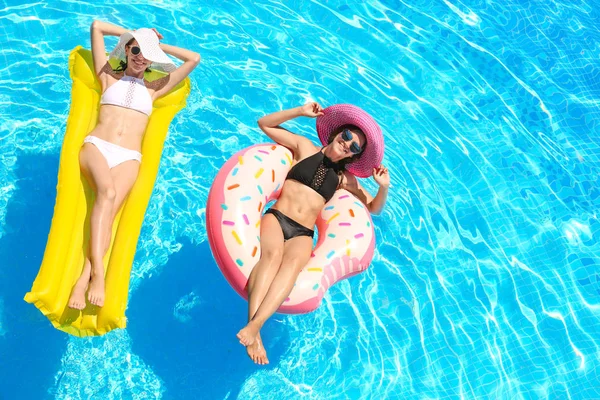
[264,208,314,241]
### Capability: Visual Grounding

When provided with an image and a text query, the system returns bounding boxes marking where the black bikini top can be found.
[286,149,341,202]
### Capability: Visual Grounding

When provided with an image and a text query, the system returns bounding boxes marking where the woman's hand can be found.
[151,28,164,40]
[372,165,390,188]
[300,102,324,118]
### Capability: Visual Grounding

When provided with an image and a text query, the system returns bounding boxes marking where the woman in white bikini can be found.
[67,20,200,310]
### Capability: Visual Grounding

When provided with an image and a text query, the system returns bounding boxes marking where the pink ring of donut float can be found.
[207,144,376,314]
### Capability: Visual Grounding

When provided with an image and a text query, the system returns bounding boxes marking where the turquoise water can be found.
[1,0,599,399]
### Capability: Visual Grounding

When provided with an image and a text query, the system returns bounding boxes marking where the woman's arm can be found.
[341,166,390,215]
[367,186,389,215]
[258,102,323,155]
[90,20,128,77]
[152,41,201,98]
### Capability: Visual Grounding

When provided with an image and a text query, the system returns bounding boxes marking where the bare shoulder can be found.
[98,62,122,91]
[341,170,358,186]
[292,137,320,161]
[340,170,362,194]
[339,170,372,205]
[145,74,170,91]
[99,62,122,80]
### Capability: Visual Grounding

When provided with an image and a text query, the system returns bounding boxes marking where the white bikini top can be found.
[100,74,153,116]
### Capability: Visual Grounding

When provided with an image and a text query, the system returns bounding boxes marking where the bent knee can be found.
[260,249,283,265]
[97,186,117,202]
[281,256,311,273]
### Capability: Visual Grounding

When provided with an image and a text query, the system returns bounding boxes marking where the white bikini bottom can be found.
[83,136,142,169]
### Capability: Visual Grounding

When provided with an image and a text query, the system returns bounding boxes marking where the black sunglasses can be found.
[129,45,142,56]
[341,129,362,154]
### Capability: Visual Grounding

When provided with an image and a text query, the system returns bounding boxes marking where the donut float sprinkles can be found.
[207,144,375,314]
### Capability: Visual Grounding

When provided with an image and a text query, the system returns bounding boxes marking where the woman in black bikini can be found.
[237,102,390,365]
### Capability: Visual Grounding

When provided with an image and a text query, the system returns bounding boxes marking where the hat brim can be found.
[108,29,177,73]
[316,104,384,178]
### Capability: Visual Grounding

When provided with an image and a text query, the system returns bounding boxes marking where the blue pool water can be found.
[1,0,599,398]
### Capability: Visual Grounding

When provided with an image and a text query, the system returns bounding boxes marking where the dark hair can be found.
[113,38,151,73]
[327,124,367,171]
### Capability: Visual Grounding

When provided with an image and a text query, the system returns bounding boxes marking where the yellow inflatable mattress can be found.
[24,46,191,337]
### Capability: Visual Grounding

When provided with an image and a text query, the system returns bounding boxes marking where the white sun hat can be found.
[109,28,177,73]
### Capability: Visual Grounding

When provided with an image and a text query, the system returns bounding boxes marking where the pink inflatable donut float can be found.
[207,144,376,314]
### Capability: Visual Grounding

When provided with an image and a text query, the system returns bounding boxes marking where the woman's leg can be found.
[247,213,285,320]
[237,235,313,347]
[86,159,140,307]
[243,212,285,364]
[68,144,115,309]
[105,160,141,251]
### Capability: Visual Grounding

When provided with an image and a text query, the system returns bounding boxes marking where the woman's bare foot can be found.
[87,265,105,307]
[246,333,269,365]
[68,259,91,310]
[237,321,261,346]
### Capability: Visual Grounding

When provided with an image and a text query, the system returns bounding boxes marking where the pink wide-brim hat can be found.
[316,104,384,178]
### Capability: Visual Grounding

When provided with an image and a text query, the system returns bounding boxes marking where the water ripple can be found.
[1,0,600,399]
